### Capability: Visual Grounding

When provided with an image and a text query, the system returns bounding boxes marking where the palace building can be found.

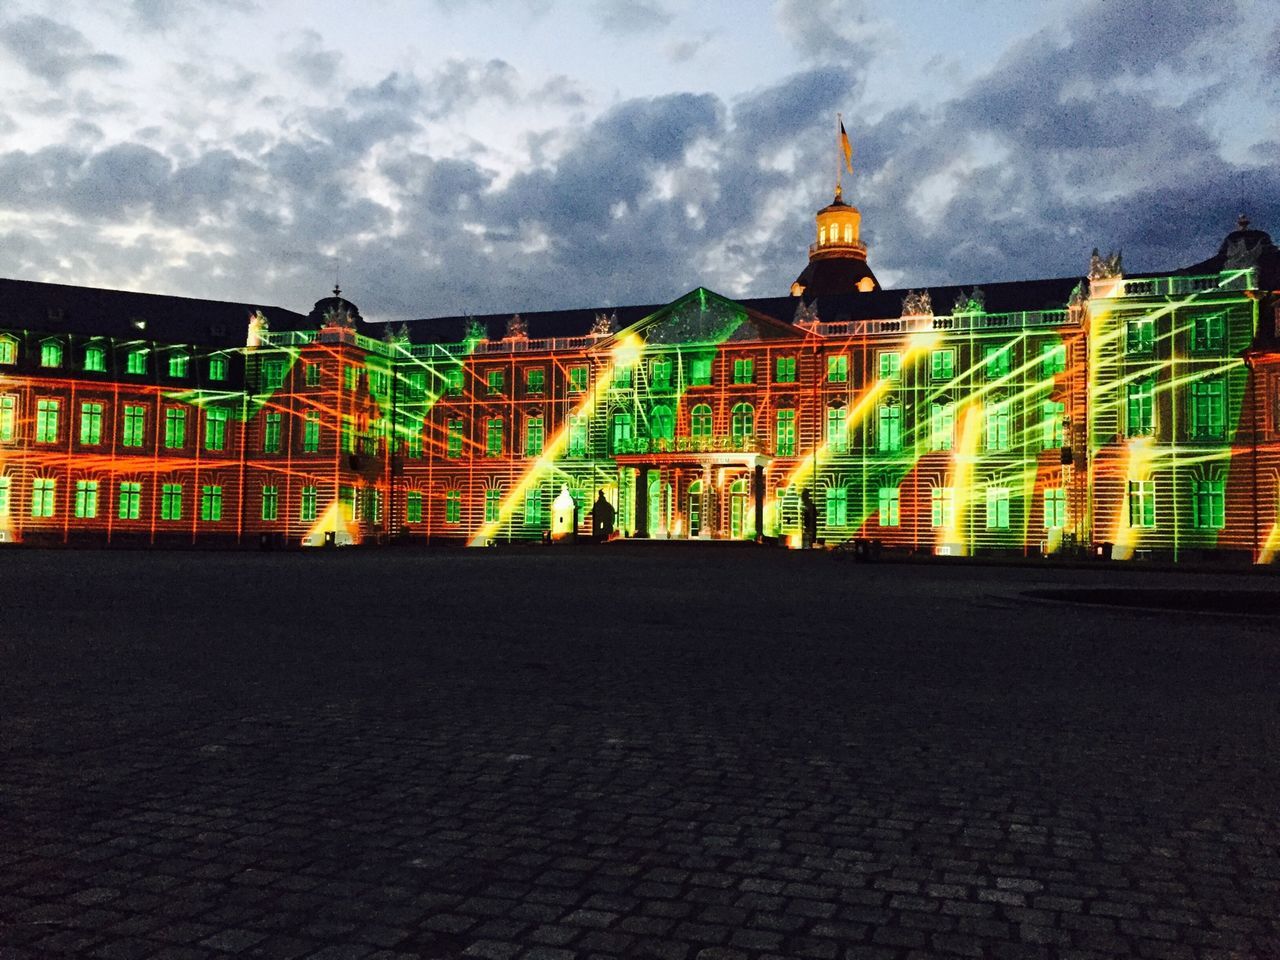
[1,184,1278,562]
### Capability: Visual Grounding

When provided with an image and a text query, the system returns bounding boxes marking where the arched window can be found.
[731,402,754,442]
[843,223,853,243]
[0,335,17,365]
[40,339,62,368]
[650,405,674,441]
[611,411,633,452]
[690,404,713,439]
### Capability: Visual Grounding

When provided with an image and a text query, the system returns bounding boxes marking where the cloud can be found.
[593,0,672,35]
[128,0,257,31]
[281,30,343,88]
[774,0,879,61]
[0,15,125,84]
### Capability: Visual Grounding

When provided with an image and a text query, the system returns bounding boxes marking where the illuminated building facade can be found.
[1,198,1278,561]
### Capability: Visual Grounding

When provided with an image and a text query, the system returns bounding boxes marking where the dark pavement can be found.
[2,547,1278,959]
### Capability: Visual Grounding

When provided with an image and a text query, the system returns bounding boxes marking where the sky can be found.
[0,0,1277,323]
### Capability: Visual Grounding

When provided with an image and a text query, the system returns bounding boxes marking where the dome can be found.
[308,285,363,326]
[1218,214,1273,255]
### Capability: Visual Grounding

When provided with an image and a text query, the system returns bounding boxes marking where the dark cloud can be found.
[282,30,343,87]
[593,0,672,35]
[775,0,878,61]
[0,15,125,84]
[128,0,257,32]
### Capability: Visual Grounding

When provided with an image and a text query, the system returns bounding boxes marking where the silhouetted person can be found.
[801,489,818,549]
[591,491,616,542]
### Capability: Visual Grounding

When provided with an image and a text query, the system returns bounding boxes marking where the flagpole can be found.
[836,112,843,195]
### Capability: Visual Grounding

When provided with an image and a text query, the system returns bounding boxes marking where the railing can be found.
[465,335,596,355]
[809,239,867,257]
[613,435,762,455]
[813,308,1075,338]
[1118,274,1237,298]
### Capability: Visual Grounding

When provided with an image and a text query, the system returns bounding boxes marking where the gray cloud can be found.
[282,30,344,87]
[0,15,125,84]
[775,0,878,61]
[593,0,672,35]
[128,0,258,32]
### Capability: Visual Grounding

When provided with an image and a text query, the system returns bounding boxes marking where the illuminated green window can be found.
[340,485,357,521]
[123,405,145,447]
[363,489,381,524]
[650,405,674,442]
[340,417,354,454]
[611,412,632,452]
[569,365,588,393]
[1042,401,1065,449]
[775,356,796,383]
[1192,478,1225,529]
[613,364,632,388]
[168,353,189,378]
[487,370,504,395]
[74,480,98,519]
[1126,380,1154,436]
[80,402,103,445]
[343,364,359,390]
[262,359,286,390]
[402,490,421,524]
[40,340,62,368]
[930,349,954,382]
[407,421,424,459]
[485,488,501,522]
[84,345,106,372]
[826,406,846,453]
[732,358,754,385]
[930,487,954,528]
[1128,480,1155,528]
[31,478,56,517]
[526,416,544,456]
[0,336,15,365]
[1191,314,1225,354]
[205,407,228,452]
[303,412,320,453]
[446,418,464,458]
[126,350,147,375]
[1127,318,1155,356]
[524,486,542,525]
[650,358,672,389]
[163,408,186,449]
[690,404,712,439]
[1189,379,1225,439]
[446,489,462,524]
[827,354,848,383]
[36,399,59,443]
[730,403,754,442]
[209,355,228,381]
[300,485,317,522]
[985,403,1010,451]
[877,403,901,452]
[929,402,954,451]
[160,483,183,521]
[486,417,503,457]
[0,476,9,515]
[262,412,282,453]
[825,486,848,527]
[0,394,13,442]
[690,357,712,386]
[117,482,141,520]
[878,486,900,526]
[983,345,1010,379]
[568,414,588,456]
[299,361,319,387]
[985,486,1010,529]
[200,485,222,522]
[447,366,464,396]
[878,352,901,381]
[262,485,278,521]
[1044,488,1066,528]
[775,408,796,456]
[369,369,389,396]
[1041,343,1067,377]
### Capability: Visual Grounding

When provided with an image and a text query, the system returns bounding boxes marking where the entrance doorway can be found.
[730,478,749,539]
[688,480,702,537]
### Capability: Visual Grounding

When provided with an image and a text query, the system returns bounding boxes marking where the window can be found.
[775,356,797,383]
[168,354,189,378]
[878,352,901,381]
[689,357,712,386]
[825,486,848,527]
[31,478,56,517]
[983,345,1010,379]
[201,485,223,522]
[40,340,62,368]
[446,489,462,524]
[985,403,1010,452]
[1128,480,1155,527]
[123,405,146,447]
[1127,318,1155,356]
[73,480,98,519]
[80,402,103,446]
[36,399,59,443]
[339,417,354,454]
[262,485,278,521]
[525,416,544,456]
[1126,380,1155,436]
[210,355,228,381]
[262,359,286,390]
[1189,378,1225,439]
[730,403,754,443]
[611,412,633,451]
[447,418,464,458]
[569,365,588,394]
[929,402,954,451]
[650,405,674,442]
[340,485,357,521]
[930,349,954,382]
[650,358,672,389]
[362,489,381,524]
[1192,478,1225,529]
[986,486,1010,529]
[263,412,282,453]
[486,417,503,457]
[0,336,15,364]
[126,350,147,375]
[446,366,464,396]
[407,420,424,459]
[526,368,545,394]
[369,369,389,396]
[524,486,542,525]
[1044,488,1066,528]
[160,483,183,520]
[118,481,141,520]
[340,364,357,391]
[163,408,186,449]
[84,345,106,372]
[0,395,15,442]
[1041,343,1067,377]
[0,476,9,515]
[613,364,632,388]
[931,487,954,528]
[732,358,754,385]
[877,403,901,452]
[775,409,796,456]
[485,488,502,522]
[303,412,320,453]
[826,406,847,453]
[690,404,712,439]
[568,414,588,456]
[1041,401,1065,449]
[1191,314,1225,354]
[487,370,504,395]
[300,486,317,522]
[827,354,848,383]
[878,486,900,527]
[205,407,228,452]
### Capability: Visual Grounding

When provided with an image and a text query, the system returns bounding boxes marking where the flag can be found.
[839,119,853,174]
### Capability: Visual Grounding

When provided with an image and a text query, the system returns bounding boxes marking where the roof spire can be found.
[1237,212,1250,232]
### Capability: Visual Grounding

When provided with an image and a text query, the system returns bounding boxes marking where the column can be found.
[753,462,765,542]
[634,466,650,538]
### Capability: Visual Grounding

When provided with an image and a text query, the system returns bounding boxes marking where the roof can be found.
[792,256,881,299]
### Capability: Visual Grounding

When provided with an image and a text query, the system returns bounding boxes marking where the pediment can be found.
[616,288,802,347]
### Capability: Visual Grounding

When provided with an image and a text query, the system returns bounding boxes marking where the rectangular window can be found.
[0,394,15,442]
[262,485,278,521]
[84,345,106,372]
[209,355,228,381]
[525,416,544,457]
[445,489,462,524]
[650,358,672,388]
[487,370,504,395]
[406,491,423,524]
[827,354,848,383]
[524,485,542,525]
[74,480,98,519]
[168,354,189,378]
[1041,342,1067,377]
[613,364,632,388]
[1127,318,1155,356]
[263,359,286,390]
[1192,478,1225,529]
[1126,380,1155,436]
[568,414,588,456]
[775,355,796,383]
[369,369,389,396]
[300,485,317,522]
[205,407,228,452]
[1128,480,1155,528]
[339,417,354,454]
[1191,314,1225,354]
[826,407,847,453]
[301,361,319,387]
[689,357,712,386]
[985,486,1010,529]
[117,481,141,520]
[825,486,848,527]
[41,341,62,368]
[340,485,357,522]
[1189,378,1225,439]
[1044,488,1066,529]
[407,421,424,459]
[931,487,954,528]
[486,417,503,457]
[80,401,104,445]
[123,405,146,447]
[929,402,954,451]
[485,488,502,522]
[878,351,901,381]
[0,338,15,364]
[200,485,223,522]
[343,364,359,391]
[877,404,901,452]
[0,476,9,515]
[303,411,320,453]
[263,412,282,453]
[1042,400,1065,449]
[163,408,186,449]
[877,486,900,527]
[930,349,954,382]
[31,478,56,517]
[569,365,588,393]
[446,366,464,396]
[983,344,1010,379]
[160,483,183,521]
[732,358,754,385]
[36,399,59,443]
[985,404,1010,451]
[524,367,545,394]
[775,408,796,456]
[126,350,147,375]
[446,418,464,458]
